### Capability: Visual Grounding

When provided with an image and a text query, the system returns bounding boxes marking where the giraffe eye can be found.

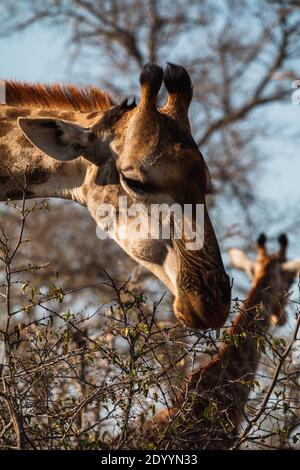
[120,173,156,196]
[205,184,215,195]
[123,177,147,193]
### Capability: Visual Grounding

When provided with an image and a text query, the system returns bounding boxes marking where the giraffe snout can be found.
[173,287,231,330]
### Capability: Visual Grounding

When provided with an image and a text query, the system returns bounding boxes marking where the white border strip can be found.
[0,340,7,365]
[0,80,6,104]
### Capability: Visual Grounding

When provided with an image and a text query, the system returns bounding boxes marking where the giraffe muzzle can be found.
[173,287,231,330]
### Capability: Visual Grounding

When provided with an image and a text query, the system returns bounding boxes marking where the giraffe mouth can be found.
[173,289,231,330]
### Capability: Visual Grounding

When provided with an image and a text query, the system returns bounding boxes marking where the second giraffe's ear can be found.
[228,248,255,279]
[18,117,112,164]
[282,259,300,273]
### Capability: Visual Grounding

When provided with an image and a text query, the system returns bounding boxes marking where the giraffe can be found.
[0,63,231,330]
[140,233,300,449]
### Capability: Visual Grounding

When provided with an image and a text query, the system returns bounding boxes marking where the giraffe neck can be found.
[232,275,273,334]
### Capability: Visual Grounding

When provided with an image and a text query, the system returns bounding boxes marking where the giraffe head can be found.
[229,233,300,326]
[17,63,231,330]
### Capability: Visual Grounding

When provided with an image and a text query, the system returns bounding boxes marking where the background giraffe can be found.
[139,233,300,449]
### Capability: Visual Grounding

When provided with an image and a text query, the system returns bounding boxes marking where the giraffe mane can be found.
[2,80,115,112]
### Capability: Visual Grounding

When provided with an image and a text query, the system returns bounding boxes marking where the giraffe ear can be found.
[228,248,255,279]
[18,117,111,164]
[282,259,300,273]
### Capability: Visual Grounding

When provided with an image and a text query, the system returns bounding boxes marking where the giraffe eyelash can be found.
[205,184,216,195]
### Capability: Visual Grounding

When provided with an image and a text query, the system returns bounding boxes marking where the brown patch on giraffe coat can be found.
[0,143,10,156]
[86,111,99,120]
[26,167,50,186]
[0,139,48,187]
[16,134,35,149]
[5,108,31,119]
[0,121,14,137]
[0,143,20,182]
[59,112,76,120]
[37,110,61,118]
